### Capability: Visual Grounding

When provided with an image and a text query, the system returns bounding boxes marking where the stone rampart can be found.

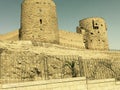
[0,41,120,83]
[59,30,85,49]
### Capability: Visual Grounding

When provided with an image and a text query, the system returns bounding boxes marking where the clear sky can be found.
[0,0,120,49]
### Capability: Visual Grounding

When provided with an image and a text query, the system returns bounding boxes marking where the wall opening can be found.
[92,20,99,29]
[91,32,93,35]
[40,19,42,24]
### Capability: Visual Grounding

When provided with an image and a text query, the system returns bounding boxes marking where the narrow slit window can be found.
[40,19,42,24]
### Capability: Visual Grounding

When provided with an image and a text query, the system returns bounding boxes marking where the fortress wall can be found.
[0,50,46,83]
[0,49,84,83]
[0,41,120,83]
[59,30,85,49]
[83,58,120,80]
[108,51,120,59]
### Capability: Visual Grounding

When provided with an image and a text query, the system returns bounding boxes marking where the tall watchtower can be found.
[77,17,109,50]
[19,0,59,44]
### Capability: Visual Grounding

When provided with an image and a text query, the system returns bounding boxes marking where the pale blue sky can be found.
[0,0,120,49]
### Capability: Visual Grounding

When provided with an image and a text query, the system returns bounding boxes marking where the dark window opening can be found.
[98,31,100,33]
[98,39,100,41]
[94,27,99,29]
[91,32,93,35]
[92,20,99,29]
[40,19,42,24]
[101,24,103,26]
[40,28,42,31]
[91,40,92,42]
[80,27,84,29]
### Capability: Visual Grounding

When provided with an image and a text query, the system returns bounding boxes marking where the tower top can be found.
[23,0,55,6]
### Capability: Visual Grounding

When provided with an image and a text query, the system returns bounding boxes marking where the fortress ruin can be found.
[0,0,120,90]
[18,0,109,50]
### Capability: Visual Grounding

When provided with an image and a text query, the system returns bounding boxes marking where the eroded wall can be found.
[0,41,120,83]
[59,30,85,49]
[77,17,109,50]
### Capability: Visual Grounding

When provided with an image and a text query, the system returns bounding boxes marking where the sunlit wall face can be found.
[0,0,120,49]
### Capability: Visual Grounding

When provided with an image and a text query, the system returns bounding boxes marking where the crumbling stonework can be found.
[0,41,120,83]
[77,17,109,50]
[18,0,109,50]
[19,0,59,44]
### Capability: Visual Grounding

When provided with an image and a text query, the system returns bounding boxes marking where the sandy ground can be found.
[0,30,19,40]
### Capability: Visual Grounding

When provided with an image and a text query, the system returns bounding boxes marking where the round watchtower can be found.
[19,0,59,44]
[79,17,109,50]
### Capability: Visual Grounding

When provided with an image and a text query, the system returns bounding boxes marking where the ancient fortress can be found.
[18,0,109,50]
[0,0,120,90]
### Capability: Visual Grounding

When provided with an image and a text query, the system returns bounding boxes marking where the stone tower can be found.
[77,17,109,50]
[19,0,59,44]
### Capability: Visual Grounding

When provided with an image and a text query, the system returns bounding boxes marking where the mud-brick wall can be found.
[59,30,85,49]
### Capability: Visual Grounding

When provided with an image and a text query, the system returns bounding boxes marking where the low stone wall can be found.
[1,78,120,90]
[115,81,120,90]
[87,79,115,90]
[1,77,87,90]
